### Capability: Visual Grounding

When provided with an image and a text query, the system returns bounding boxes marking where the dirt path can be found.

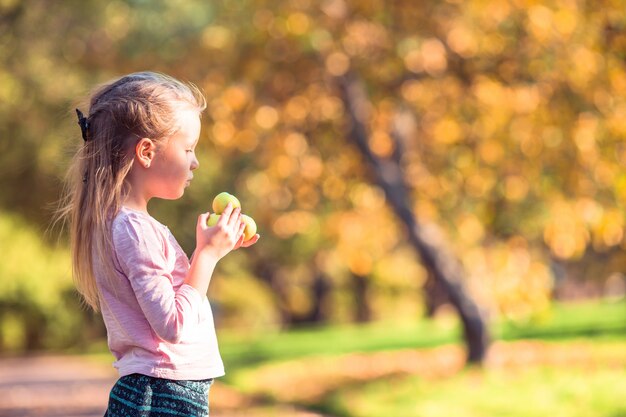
[0,354,328,417]
[0,355,116,417]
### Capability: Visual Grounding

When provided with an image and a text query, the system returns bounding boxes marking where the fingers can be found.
[233,233,245,250]
[231,220,246,249]
[217,203,234,225]
[198,212,210,229]
[241,234,260,248]
[229,208,242,229]
[237,221,246,236]
[213,203,244,245]
[204,203,257,250]
[217,203,242,228]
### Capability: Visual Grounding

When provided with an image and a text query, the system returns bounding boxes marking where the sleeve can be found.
[112,214,204,344]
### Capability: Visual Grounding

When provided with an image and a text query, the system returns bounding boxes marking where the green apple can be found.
[206,213,221,227]
[241,214,257,241]
[212,192,241,214]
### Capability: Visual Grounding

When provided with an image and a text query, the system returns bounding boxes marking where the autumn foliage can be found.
[0,0,625,342]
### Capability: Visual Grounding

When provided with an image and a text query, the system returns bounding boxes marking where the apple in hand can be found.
[212,192,241,214]
[207,192,258,242]
[241,214,257,241]
[206,213,221,227]
[207,212,257,242]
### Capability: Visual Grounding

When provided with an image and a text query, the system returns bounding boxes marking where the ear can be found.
[135,138,156,168]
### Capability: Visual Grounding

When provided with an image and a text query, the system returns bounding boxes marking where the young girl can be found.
[58,71,259,416]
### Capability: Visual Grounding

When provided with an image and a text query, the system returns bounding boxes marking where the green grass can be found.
[319,360,626,417]
[83,299,625,417]
[216,299,625,417]
[84,299,624,373]
[218,313,459,372]
[218,299,626,377]
[496,300,626,341]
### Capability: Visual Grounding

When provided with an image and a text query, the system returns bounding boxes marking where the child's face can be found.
[148,108,201,200]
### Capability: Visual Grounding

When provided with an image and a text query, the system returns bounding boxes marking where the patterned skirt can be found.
[104,373,214,417]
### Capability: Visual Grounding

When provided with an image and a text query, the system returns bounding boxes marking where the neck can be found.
[122,191,150,213]
[122,199,148,213]
[122,165,151,213]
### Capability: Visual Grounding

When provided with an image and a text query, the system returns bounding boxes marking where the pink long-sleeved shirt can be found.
[94,207,224,380]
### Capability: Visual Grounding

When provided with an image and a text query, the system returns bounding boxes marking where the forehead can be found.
[172,108,201,140]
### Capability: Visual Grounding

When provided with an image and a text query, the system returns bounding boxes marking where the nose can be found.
[191,154,199,170]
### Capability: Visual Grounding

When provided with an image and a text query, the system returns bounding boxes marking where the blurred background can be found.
[1,0,625,416]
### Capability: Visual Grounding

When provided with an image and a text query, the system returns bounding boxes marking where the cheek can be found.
[159,150,186,170]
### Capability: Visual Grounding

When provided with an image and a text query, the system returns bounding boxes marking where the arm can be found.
[114,205,256,343]
[185,203,256,295]
[113,216,205,344]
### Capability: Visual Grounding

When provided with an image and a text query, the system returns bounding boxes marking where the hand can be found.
[234,232,260,249]
[196,203,245,260]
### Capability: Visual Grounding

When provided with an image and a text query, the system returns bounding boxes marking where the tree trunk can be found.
[252,260,293,326]
[337,72,490,364]
[352,272,372,323]
[253,260,332,326]
[309,271,332,323]
[423,271,450,318]
[291,270,332,325]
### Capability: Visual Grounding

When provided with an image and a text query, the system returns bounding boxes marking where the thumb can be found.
[198,212,210,230]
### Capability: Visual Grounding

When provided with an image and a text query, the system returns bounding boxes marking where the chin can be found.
[158,189,186,200]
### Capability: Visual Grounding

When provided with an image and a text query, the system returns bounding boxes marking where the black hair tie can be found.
[75,108,91,141]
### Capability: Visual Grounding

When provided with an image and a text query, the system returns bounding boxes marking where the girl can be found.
[57,71,259,416]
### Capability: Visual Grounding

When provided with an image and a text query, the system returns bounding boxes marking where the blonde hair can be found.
[56,72,206,311]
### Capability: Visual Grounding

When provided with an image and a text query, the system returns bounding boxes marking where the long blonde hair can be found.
[56,72,206,311]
